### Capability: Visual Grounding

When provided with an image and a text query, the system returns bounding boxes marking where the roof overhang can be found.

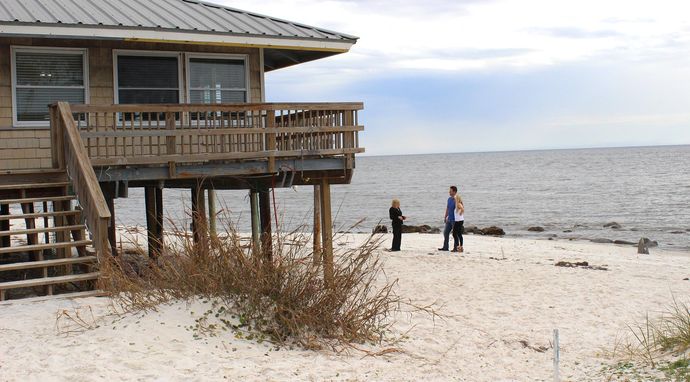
[0,23,355,71]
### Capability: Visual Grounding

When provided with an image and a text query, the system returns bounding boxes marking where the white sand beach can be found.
[1,233,689,381]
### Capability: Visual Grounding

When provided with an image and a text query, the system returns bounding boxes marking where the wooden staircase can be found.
[0,170,101,301]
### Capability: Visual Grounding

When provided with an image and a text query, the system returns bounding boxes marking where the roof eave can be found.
[0,23,357,53]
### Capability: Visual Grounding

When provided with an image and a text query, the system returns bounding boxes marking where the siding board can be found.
[0,37,264,171]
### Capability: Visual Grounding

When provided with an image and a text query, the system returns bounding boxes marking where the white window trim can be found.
[112,49,185,104]
[11,46,90,128]
[185,53,251,104]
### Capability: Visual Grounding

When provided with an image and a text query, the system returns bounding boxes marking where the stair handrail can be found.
[50,102,112,258]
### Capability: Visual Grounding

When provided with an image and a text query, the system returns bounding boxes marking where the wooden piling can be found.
[0,204,9,248]
[249,190,261,256]
[259,188,272,261]
[145,187,158,257]
[319,179,334,286]
[313,184,322,265]
[103,183,118,256]
[191,186,207,244]
[208,189,217,237]
[155,187,164,253]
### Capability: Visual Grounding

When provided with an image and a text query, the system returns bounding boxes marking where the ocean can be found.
[113,145,690,250]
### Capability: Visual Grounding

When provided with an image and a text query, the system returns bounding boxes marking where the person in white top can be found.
[451,193,465,253]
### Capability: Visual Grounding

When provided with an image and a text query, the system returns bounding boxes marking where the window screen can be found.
[14,52,86,122]
[117,55,179,104]
[189,58,246,103]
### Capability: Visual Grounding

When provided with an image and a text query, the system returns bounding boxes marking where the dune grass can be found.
[609,297,690,381]
[97,213,418,350]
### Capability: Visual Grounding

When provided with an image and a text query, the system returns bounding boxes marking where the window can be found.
[12,47,88,125]
[188,56,247,104]
[115,54,180,104]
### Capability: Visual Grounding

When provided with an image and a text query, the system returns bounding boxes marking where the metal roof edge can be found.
[189,0,359,40]
[0,23,356,52]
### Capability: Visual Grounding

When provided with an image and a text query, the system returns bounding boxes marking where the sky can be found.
[218,0,690,155]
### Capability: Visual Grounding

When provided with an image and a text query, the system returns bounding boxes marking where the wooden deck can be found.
[66,102,364,186]
[1,101,364,300]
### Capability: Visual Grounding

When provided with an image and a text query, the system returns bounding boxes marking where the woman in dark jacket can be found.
[389,199,406,251]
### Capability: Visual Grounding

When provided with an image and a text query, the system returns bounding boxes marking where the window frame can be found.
[185,53,250,105]
[112,49,185,105]
[11,46,90,128]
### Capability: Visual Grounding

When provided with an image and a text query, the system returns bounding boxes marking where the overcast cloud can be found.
[219,0,690,155]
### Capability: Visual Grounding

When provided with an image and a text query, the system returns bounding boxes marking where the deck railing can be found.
[50,102,112,258]
[69,103,364,170]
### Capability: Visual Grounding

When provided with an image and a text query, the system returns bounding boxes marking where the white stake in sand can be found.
[553,329,560,382]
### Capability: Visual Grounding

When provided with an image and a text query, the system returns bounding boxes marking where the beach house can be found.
[0,0,364,300]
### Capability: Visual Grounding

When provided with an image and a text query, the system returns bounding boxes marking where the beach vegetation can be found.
[605,296,690,381]
[97,213,418,350]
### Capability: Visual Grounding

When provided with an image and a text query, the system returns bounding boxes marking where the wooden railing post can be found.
[50,104,65,169]
[265,109,276,173]
[343,110,356,168]
[165,112,177,178]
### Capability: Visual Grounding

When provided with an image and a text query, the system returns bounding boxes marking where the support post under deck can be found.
[103,183,118,256]
[208,189,217,237]
[249,190,261,256]
[313,185,322,265]
[191,186,207,245]
[259,188,272,261]
[155,187,164,253]
[0,204,9,248]
[145,187,160,258]
[319,179,334,287]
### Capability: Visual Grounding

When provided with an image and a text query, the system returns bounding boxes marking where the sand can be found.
[1,233,689,381]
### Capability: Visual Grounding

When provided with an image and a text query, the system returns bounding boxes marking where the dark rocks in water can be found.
[481,226,505,236]
[463,225,483,235]
[527,226,545,232]
[638,238,649,254]
[563,229,573,233]
[640,237,658,247]
[603,222,622,229]
[613,240,635,245]
[400,225,421,233]
[401,224,439,234]
[372,225,388,234]
[591,238,613,244]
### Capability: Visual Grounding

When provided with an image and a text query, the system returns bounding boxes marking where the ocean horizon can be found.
[102,144,690,250]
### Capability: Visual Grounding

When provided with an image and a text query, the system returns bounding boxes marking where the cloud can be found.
[527,27,621,39]
[220,0,690,75]
[214,0,690,154]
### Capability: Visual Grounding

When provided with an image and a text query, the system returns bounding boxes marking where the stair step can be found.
[0,272,100,291]
[0,210,81,221]
[0,256,97,272]
[0,182,70,191]
[0,240,92,255]
[0,224,86,237]
[0,195,76,205]
[0,290,105,305]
